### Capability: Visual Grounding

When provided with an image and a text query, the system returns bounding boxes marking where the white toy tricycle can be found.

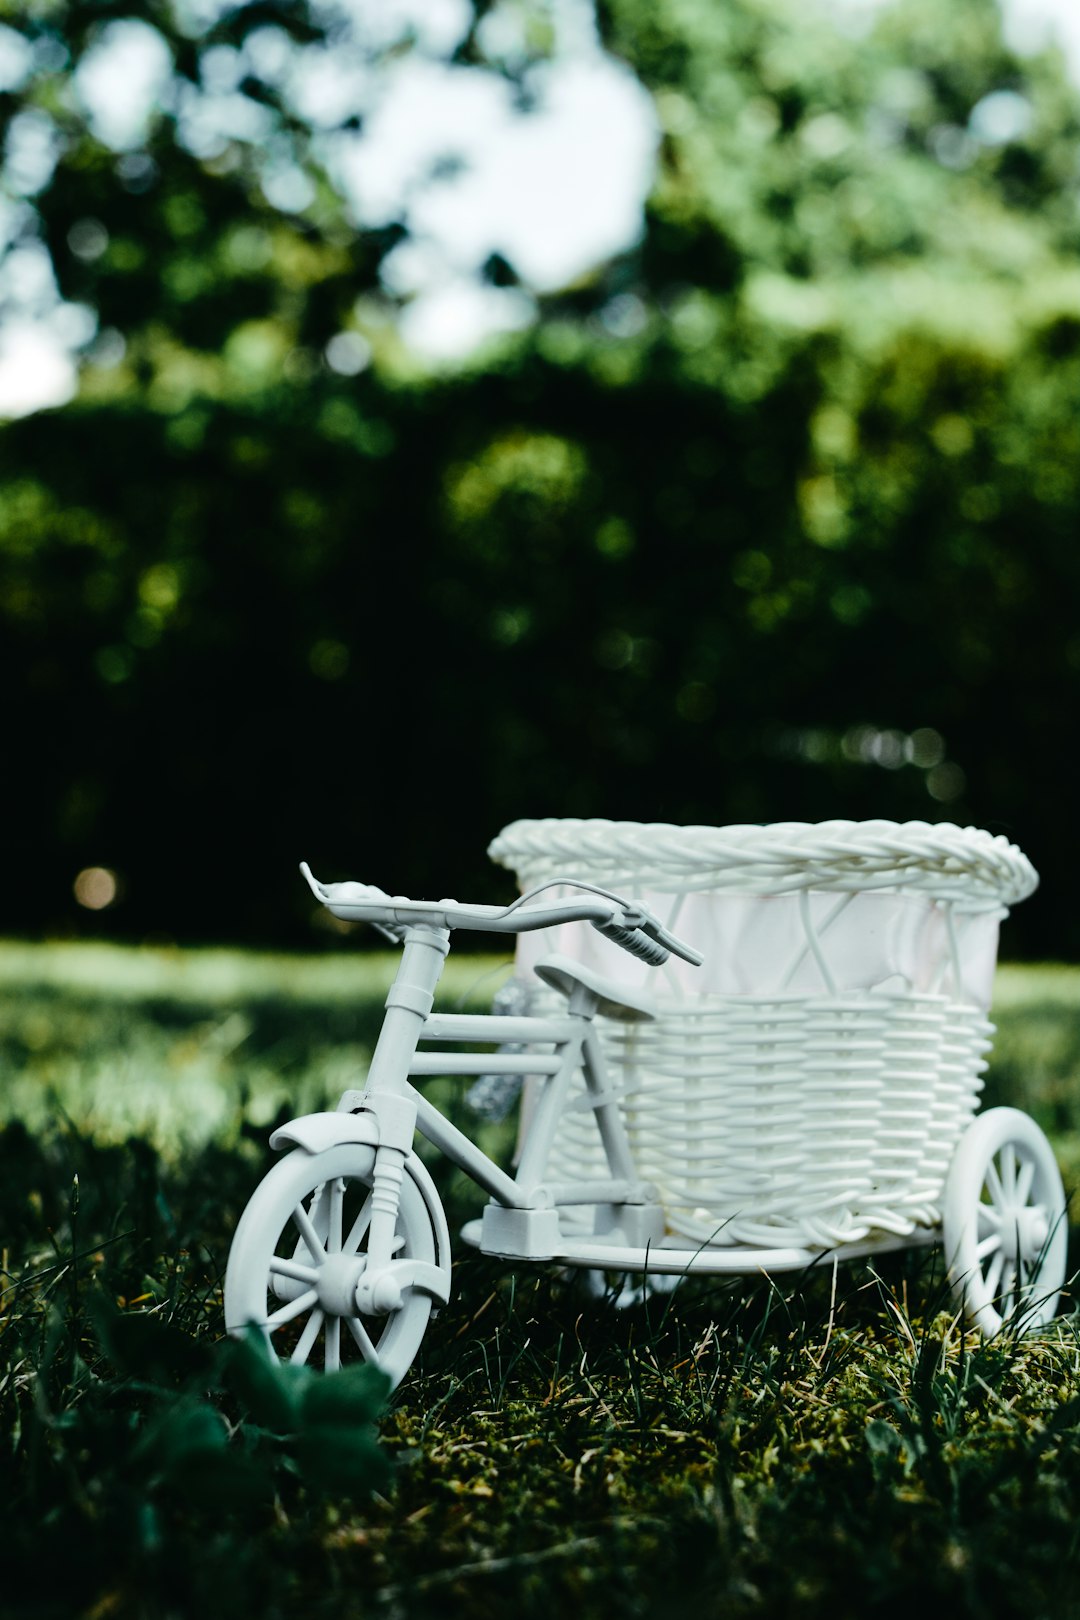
[224,820,1069,1387]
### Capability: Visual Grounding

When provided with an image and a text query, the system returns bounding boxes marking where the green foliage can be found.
[0,1122,392,1618]
[382,1264,1080,1620]
[7,1118,1080,1619]
[4,0,1080,954]
[2,945,1080,1617]
[2,0,400,390]
[0,937,513,1151]
[219,1327,392,1496]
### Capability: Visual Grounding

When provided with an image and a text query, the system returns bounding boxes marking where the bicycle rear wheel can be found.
[943,1107,1068,1338]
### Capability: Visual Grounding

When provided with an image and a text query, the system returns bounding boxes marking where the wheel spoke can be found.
[226,1148,438,1392]
[976,1231,1002,1262]
[293,1203,327,1262]
[342,1195,373,1257]
[1015,1157,1035,1207]
[345,1314,380,1363]
[328,1179,344,1255]
[290,1307,325,1366]
[270,1255,319,1285]
[942,1115,1067,1340]
[265,1287,320,1331]
[342,1194,374,1256]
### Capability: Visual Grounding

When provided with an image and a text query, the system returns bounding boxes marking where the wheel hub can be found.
[315,1252,368,1316]
[998,1204,1049,1261]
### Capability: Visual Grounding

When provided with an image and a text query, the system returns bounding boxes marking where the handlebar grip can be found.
[594,920,670,966]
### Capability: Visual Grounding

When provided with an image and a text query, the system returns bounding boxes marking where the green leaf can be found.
[298,1361,391,1430]
[294,1425,392,1498]
[215,1326,306,1435]
[134,1398,228,1479]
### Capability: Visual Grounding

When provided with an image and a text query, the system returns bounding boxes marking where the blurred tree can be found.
[568,0,1080,952]
[441,0,1080,952]
[0,0,484,937]
[3,0,1080,954]
[0,0,418,395]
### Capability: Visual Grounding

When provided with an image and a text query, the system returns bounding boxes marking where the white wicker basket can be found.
[488,819,1038,1250]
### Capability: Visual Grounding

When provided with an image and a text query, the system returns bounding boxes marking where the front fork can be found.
[265,1096,452,1316]
[358,1101,418,1313]
[339,921,450,1313]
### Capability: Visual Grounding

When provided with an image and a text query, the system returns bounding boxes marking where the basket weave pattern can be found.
[490,820,1036,1250]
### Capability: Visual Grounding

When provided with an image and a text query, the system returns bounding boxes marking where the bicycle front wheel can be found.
[224,1143,441,1388]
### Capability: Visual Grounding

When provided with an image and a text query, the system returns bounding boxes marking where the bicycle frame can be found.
[333,919,662,1278]
[223,864,705,1379]
[224,844,1068,1384]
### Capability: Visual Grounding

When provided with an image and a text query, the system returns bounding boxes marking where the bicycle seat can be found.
[533,953,657,1022]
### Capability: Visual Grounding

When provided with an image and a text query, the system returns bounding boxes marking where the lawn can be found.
[2,941,1080,1620]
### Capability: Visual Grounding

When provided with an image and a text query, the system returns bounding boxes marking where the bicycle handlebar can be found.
[586,913,670,959]
[299,863,703,967]
[592,918,670,966]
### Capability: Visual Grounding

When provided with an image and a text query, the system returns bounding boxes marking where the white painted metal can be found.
[224,1141,446,1384]
[222,827,1060,1394]
[943,1106,1068,1337]
[458,1215,941,1274]
[225,868,698,1385]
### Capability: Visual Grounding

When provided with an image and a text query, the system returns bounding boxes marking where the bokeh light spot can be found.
[74,867,119,909]
[926,762,966,802]
[309,638,350,680]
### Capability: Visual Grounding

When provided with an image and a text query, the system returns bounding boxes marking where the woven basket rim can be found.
[489,817,1038,910]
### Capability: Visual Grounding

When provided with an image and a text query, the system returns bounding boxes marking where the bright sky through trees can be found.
[1,0,1079,415]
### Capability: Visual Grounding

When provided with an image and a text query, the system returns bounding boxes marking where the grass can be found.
[3,941,1080,1619]
[0,939,514,1155]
